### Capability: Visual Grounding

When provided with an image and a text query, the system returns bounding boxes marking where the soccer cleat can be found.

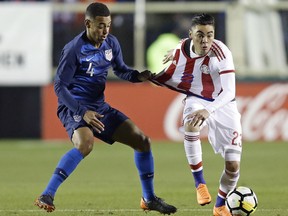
[140,196,177,215]
[196,183,212,206]
[34,194,55,212]
[213,205,232,216]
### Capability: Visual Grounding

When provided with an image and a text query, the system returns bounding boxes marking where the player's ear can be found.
[188,30,192,39]
[85,19,91,28]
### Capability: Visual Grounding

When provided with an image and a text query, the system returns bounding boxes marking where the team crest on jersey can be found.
[73,115,82,122]
[184,107,192,114]
[105,49,113,61]
[200,65,210,74]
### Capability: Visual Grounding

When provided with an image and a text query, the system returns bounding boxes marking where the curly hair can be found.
[85,2,110,19]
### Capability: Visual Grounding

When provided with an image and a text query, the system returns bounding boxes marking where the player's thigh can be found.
[112,119,150,152]
[207,117,242,161]
[183,97,205,119]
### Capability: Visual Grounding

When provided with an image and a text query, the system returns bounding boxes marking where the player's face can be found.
[189,24,214,56]
[85,16,111,48]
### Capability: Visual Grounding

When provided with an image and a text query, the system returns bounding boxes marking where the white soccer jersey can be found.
[151,38,236,113]
[151,38,242,159]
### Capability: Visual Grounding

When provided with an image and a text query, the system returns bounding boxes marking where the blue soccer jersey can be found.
[54,31,141,119]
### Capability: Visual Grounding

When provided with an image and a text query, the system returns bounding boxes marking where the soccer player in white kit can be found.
[151,13,242,216]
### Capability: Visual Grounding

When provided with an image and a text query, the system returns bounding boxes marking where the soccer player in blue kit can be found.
[34,2,176,215]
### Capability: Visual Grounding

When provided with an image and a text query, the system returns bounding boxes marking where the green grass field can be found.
[0,140,287,216]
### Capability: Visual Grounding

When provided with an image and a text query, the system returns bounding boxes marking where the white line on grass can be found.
[0,209,287,212]
[0,209,209,212]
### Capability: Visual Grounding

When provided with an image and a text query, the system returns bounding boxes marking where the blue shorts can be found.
[58,104,128,144]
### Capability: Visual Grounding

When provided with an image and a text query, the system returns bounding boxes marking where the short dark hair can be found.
[85,2,110,19]
[191,13,215,28]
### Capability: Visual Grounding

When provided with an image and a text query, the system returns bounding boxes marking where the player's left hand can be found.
[138,70,155,81]
[188,109,210,127]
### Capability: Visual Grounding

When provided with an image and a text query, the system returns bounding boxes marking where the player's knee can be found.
[225,161,240,173]
[75,136,94,157]
[136,134,151,152]
[184,121,200,132]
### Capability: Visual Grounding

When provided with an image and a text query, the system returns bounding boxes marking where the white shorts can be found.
[183,96,242,161]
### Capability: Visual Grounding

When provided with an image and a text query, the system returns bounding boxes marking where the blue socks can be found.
[42,148,155,201]
[42,148,83,197]
[134,150,155,201]
[215,195,226,207]
[193,170,206,187]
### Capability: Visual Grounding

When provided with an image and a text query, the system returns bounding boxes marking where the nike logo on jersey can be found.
[86,56,94,61]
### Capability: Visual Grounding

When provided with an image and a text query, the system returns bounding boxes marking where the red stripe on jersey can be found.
[211,48,220,61]
[211,43,225,61]
[213,42,226,59]
[211,46,222,61]
[190,162,203,171]
[201,56,214,99]
[154,49,180,84]
[219,70,235,75]
[177,58,196,91]
[150,79,192,95]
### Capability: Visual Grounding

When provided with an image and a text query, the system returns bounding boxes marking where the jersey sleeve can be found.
[110,36,141,83]
[205,72,236,113]
[206,41,236,113]
[205,42,236,113]
[54,44,88,117]
[217,42,235,73]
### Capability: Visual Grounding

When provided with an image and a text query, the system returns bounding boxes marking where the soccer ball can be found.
[225,186,258,216]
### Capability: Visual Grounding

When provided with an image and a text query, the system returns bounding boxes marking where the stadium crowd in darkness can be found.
[0,0,287,67]
[0,0,228,67]
[52,0,228,68]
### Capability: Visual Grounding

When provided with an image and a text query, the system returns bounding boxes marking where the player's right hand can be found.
[138,70,155,81]
[162,49,174,64]
[83,110,105,133]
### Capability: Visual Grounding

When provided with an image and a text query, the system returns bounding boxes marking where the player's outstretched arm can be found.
[137,70,155,82]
